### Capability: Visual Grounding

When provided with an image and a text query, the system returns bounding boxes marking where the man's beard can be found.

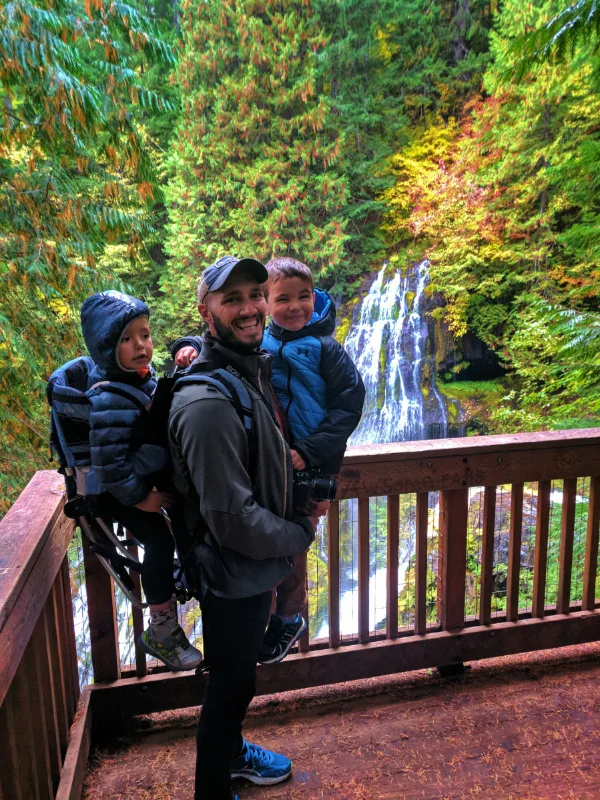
[212,314,265,352]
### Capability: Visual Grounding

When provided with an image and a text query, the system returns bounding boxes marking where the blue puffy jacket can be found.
[262,289,365,474]
[80,291,166,506]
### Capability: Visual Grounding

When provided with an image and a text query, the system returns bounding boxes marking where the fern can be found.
[508,0,600,78]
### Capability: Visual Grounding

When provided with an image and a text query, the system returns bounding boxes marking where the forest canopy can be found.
[1,0,600,514]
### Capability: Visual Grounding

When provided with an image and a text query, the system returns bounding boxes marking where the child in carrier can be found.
[80,290,202,671]
[174,256,365,663]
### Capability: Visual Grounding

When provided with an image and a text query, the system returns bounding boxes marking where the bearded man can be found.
[168,256,321,800]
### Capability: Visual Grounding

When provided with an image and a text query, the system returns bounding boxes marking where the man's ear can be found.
[198,303,210,324]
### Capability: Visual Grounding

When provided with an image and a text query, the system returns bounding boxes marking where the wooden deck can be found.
[4,430,600,799]
[83,642,600,800]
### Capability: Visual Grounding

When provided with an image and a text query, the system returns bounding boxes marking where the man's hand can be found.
[174,346,199,368]
[291,449,306,470]
[136,490,174,514]
[306,499,330,531]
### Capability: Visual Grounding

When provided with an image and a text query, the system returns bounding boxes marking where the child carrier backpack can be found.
[47,356,255,607]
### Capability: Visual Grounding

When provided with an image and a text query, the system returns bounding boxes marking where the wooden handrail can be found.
[337,428,600,497]
[342,428,600,462]
[0,471,82,799]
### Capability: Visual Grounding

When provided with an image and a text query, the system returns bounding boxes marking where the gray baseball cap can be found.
[197,255,268,303]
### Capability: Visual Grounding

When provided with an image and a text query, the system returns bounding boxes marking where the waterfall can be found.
[345,260,449,445]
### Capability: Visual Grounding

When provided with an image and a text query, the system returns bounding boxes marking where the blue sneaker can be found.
[231,739,292,785]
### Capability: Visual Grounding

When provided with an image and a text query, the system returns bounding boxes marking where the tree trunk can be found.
[453,0,471,64]
[539,103,551,215]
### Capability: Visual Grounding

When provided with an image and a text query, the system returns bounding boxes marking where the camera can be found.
[293,470,337,512]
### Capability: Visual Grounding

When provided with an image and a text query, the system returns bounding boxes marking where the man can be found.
[168,256,321,800]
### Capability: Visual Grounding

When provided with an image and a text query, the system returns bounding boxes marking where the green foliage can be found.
[161,0,349,336]
[508,0,600,77]
[0,0,175,515]
[311,0,389,282]
[383,0,600,428]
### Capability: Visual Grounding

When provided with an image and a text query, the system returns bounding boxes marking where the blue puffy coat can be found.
[80,291,166,506]
[262,289,365,474]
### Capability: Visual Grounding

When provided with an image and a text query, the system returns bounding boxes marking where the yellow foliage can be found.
[375,25,399,64]
[382,117,460,231]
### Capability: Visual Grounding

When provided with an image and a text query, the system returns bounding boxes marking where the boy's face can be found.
[118,316,153,370]
[268,276,315,332]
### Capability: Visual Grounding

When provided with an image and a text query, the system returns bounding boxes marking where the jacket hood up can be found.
[81,291,150,376]
[267,288,336,341]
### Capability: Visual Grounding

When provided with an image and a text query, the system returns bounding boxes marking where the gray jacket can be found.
[168,336,314,599]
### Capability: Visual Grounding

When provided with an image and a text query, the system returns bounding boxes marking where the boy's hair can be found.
[265,257,314,294]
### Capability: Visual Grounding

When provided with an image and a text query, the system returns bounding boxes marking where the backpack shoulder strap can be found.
[88,380,151,413]
[174,369,254,439]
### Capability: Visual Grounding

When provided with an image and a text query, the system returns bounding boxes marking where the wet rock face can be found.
[424,295,505,381]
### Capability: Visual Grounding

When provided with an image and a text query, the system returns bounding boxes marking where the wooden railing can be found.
[1,429,600,798]
[0,471,85,800]
[87,429,600,725]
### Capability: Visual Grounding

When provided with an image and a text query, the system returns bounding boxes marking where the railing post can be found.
[557,478,577,615]
[357,498,370,643]
[386,495,399,640]
[507,483,524,622]
[479,486,496,625]
[532,480,551,618]
[327,501,341,648]
[439,489,468,631]
[81,533,121,683]
[414,492,428,635]
[583,476,600,611]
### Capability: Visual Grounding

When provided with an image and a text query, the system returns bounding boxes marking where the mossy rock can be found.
[335,318,351,344]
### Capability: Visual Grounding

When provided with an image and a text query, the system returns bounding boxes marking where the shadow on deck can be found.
[84,643,600,800]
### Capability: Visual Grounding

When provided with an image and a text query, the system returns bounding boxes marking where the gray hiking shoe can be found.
[139,624,203,671]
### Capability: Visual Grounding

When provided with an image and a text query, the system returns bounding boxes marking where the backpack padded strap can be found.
[88,381,151,412]
[175,369,254,438]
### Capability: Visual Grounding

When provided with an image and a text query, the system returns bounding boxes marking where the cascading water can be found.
[345,260,449,445]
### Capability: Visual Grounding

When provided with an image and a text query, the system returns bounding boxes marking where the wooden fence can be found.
[0,471,85,800]
[1,428,600,798]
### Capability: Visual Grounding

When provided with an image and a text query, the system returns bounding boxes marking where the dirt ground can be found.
[83,642,600,800]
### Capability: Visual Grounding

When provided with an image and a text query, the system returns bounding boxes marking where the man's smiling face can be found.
[199,265,267,349]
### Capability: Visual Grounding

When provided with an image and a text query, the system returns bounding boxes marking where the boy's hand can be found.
[136,490,174,514]
[306,499,330,531]
[174,346,199,368]
[291,449,306,470]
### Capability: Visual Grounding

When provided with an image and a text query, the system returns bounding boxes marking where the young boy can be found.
[80,290,203,671]
[257,257,365,661]
[173,256,365,663]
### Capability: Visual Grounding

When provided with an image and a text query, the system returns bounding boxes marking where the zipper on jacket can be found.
[278,332,295,417]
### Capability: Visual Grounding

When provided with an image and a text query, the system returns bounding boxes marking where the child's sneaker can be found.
[230,738,292,785]
[258,613,307,664]
[138,624,203,671]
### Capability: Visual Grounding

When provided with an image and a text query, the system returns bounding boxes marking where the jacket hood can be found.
[81,291,150,375]
[267,288,336,341]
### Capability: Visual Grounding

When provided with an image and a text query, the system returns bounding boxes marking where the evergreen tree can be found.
[312,0,389,278]
[0,0,174,514]
[162,0,348,336]
[510,0,600,75]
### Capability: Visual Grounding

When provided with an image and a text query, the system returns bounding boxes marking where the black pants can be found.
[195,589,272,800]
[99,495,175,605]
